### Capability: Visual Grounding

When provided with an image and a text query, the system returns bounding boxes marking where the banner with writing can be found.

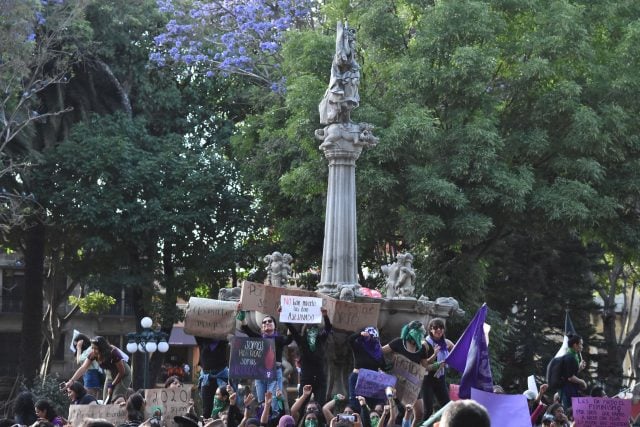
[183,297,237,339]
[321,295,381,333]
[391,354,426,406]
[280,295,323,323]
[229,336,277,380]
[68,404,127,427]
[240,281,316,316]
[572,397,631,427]
[355,368,397,399]
[145,386,192,427]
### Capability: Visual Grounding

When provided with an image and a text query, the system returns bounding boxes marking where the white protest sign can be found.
[279,295,323,323]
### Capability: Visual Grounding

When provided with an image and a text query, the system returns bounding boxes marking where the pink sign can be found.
[449,384,460,401]
[572,397,631,427]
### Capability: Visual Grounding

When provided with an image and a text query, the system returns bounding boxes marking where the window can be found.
[2,269,24,312]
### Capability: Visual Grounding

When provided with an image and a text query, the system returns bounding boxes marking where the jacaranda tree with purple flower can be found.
[151,0,316,90]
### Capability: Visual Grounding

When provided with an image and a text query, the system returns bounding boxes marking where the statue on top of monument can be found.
[319,21,360,125]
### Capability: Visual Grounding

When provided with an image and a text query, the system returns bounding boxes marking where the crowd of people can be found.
[0,304,608,427]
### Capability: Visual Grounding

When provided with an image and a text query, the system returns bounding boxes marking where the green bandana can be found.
[305,420,318,427]
[401,321,425,348]
[306,326,319,352]
[370,416,380,427]
[211,397,228,418]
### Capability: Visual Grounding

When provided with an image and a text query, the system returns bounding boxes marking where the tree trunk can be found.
[19,222,45,386]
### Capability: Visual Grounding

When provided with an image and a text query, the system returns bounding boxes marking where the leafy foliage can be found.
[68,291,116,314]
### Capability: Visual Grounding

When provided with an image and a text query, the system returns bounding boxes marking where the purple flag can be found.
[446,303,493,399]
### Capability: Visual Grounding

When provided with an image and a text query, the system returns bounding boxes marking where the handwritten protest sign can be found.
[183,297,237,339]
[572,397,631,427]
[145,386,192,427]
[280,295,323,323]
[471,388,531,427]
[240,281,316,316]
[355,368,396,399]
[391,354,426,406]
[321,295,381,333]
[229,336,277,380]
[68,404,127,426]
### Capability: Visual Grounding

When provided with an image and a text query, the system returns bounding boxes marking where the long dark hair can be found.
[126,392,145,421]
[90,336,113,362]
[68,381,87,401]
[73,333,91,354]
[34,399,58,421]
[12,391,37,425]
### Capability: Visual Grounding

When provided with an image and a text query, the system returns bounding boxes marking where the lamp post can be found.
[126,316,170,389]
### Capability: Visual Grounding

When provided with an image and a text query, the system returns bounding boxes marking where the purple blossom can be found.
[150,0,314,91]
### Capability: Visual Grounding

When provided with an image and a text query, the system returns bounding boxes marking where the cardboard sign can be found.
[183,297,237,339]
[471,387,531,427]
[229,336,277,380]
[145,386,191,427]
[280,295,323,323]
[321,295,380,332]
[391,354,426,406]
[354,368,397,399]
[240,281,316,316]
[68,404,127,426]
[572,397,631,427]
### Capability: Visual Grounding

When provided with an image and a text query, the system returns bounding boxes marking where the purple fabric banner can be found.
[471,388,531,427]
[446,304,493,399]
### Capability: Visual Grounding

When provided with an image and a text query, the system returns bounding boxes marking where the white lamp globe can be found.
[141,317,153,329]
[158,341,170,353]
[126,342,138,353]
[138,343,145,353]
[145,341,157,353]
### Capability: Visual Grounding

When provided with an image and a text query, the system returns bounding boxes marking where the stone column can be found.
[317,135,364,296]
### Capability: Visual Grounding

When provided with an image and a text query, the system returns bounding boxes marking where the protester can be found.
[74,333,104,397]
[381,320,430,426]
[164,375,183,388]
[196,337,231,419]
[11,390,37,426]
[116,392,146,427]
[347,326,386,411]
[238,306,293,413]
[523,383,548,425]
[545,403,570,427]
[559,335,587,409]
[286,307,332,406]
[421,318,454,419]
[437,400,490,427]
[65,336,132,402]
[34,399,65,426]
[67,380,98,405]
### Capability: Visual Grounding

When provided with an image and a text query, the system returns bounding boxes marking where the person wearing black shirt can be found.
[286,307,332,406]
[382,321,430,427]
[347,327,386,411]
[196,337,230,419]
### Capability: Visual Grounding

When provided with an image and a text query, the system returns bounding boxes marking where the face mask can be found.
[306,326,319,351]
[305,419,318,427]
[370,417,380,427]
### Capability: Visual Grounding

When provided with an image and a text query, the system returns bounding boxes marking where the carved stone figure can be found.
[218,286,241,301]
[382,253,416,298]
[316,122,379,150]
[264,251,293,287]
[319,21,360,125]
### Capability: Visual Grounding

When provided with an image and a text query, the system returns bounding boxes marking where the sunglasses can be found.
[431,325,444,330]
[262,319,274,324]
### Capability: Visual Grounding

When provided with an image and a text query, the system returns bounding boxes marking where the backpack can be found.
[546,355,565,392]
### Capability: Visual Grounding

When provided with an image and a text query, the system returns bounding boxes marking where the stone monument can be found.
[316,21,378,299]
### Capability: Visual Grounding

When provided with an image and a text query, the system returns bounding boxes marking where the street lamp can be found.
[126,316,170,388]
